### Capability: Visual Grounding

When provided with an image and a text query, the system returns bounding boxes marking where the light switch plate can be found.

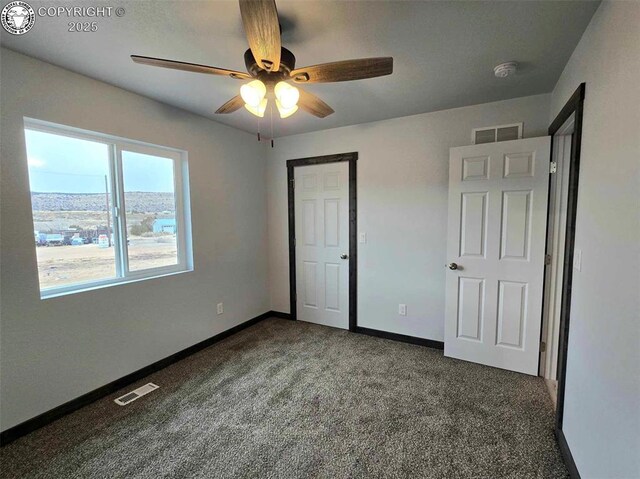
[573,249,582,271]
[359,232,367,244]
[399,304,407,316]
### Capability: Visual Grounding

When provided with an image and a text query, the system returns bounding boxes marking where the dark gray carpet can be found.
[0,318,568,478]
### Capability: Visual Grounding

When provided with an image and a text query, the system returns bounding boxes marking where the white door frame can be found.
[287,152,358,331]
[539,114,575,380]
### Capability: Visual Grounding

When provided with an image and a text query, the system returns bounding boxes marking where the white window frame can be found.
[24,118,193,299]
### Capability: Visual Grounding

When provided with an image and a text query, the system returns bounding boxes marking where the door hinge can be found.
[540,341,546,353]
[545,254,552,266]
[291,178,295,188]
[549,161,557,174]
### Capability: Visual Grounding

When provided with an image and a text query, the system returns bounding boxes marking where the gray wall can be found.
[0,49,270,431]
[266,95,550,341]
[549,2,640,477]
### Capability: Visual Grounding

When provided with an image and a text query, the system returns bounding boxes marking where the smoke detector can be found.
[494,62,518,78]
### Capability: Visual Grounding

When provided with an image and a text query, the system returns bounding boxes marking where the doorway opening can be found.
[287,152,358,331]
[540,85,585,454]
[539,112,575,405]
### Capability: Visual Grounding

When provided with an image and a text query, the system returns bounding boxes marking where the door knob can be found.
[448,262,459,270]
[340,254,349,260]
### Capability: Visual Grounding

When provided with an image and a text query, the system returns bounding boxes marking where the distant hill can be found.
[31,192,175,213]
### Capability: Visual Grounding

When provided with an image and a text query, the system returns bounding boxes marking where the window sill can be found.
[40,267,194,300]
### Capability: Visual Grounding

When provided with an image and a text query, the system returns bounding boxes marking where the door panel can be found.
[500,190,532,260]
[295,162,349,329]
[504,152,534,178]
[302,200,317,245]
[303,261,318,308]
[460,192,488,258]
[324,199,340,246]
[462,156,489,181]
[457,277,484,341]
[325,263,341,311]
[445,137,550,375]
[496,280,527,349]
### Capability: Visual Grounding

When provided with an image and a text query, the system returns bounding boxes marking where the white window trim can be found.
[24,118,193,299]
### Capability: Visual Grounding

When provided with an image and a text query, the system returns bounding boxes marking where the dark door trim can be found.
[547,83,585,478]
[287,152,358,332]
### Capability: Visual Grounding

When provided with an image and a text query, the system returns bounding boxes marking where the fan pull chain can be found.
[270,104,274,148]
[257,116,261,142]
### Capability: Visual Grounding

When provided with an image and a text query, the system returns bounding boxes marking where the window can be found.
[24,119,192,298]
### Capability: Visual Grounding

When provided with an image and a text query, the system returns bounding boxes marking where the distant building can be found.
[152,218,176,234]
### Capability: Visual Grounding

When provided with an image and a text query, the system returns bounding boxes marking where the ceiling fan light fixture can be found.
[274,81,299,109]
[244,98,268,117]
[240,79,267,107]
[133,1,393,123]
[276,99,298,119]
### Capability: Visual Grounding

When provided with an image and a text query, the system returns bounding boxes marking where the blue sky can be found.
[25,129,175,194]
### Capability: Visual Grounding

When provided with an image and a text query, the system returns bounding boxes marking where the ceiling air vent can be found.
[473,123,523,145]
[114,383,159,406]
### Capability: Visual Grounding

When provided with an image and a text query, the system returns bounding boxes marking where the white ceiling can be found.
[1,1,599,137]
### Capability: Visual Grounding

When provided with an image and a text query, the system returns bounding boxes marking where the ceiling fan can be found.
[131,0,393,120]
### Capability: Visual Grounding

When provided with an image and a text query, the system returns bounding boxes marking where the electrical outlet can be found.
[399,304,407,316]
[217,303,224,315]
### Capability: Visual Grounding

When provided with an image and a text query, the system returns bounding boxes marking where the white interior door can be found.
[444,137,551,375]
[294,162,349,329]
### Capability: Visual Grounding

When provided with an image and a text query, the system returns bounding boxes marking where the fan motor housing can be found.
[244,47,296,82]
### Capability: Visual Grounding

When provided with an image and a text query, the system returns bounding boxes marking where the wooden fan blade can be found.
[131,55,251,80]
[239,0,281,72]
[215,95,245,114]
[290,57,393,83]
[297,88,334,118]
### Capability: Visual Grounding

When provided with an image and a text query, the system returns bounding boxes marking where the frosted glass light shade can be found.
[244,98,268,118]
[276,99,298,119]
[274,82,299,109]
[240,80,267,107]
